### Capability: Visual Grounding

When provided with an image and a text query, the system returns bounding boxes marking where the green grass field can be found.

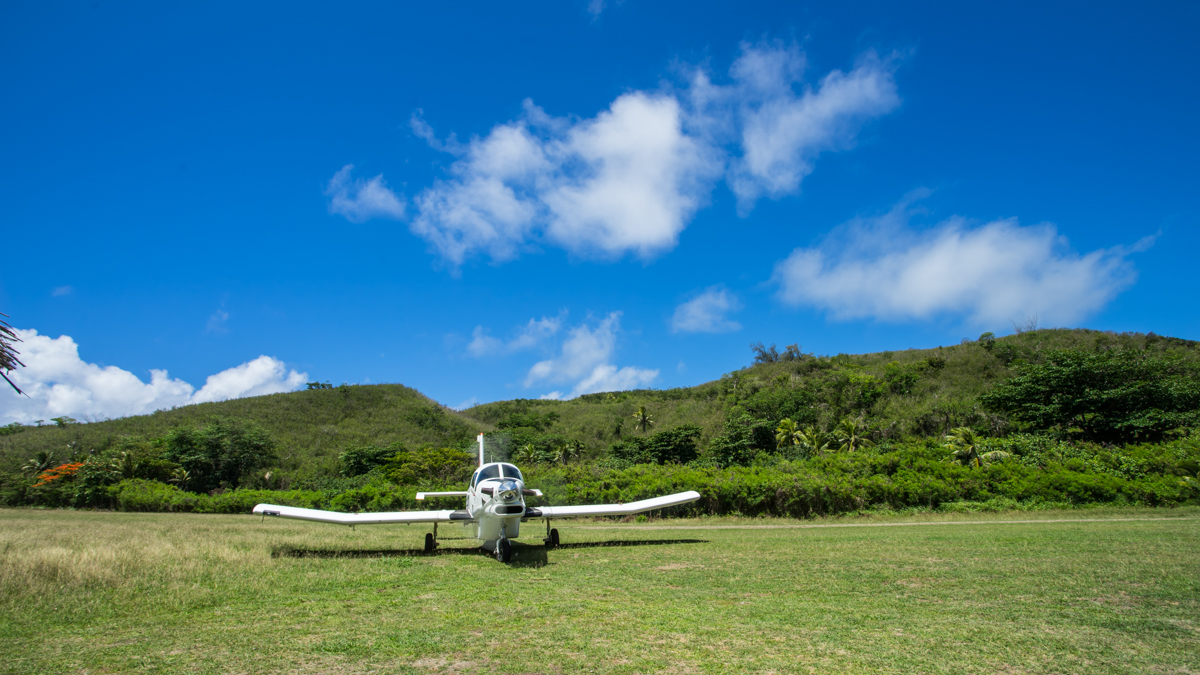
[2,508,1198,674]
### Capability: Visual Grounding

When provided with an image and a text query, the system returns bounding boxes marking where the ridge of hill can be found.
[0,384,485,478]
[2,328,1197,478]
[458,328,1200,456]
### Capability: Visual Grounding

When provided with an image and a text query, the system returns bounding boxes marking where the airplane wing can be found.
[415,491,468,500]
[523,490,701,519]
[252,503,475,525]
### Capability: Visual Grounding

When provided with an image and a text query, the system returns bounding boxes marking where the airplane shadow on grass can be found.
[272,538,708,568]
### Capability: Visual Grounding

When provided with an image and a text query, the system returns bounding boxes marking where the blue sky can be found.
[2,1,1198,423]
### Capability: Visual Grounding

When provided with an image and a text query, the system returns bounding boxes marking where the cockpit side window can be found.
[477,465,501,482]
[499,463,522,481]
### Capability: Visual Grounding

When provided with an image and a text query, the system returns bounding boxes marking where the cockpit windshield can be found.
[499,463,522,481]
[475,465,501,484]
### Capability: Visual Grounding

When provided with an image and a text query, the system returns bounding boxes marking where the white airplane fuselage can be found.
[464,462,528,542]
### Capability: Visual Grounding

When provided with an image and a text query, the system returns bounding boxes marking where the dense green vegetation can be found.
[2,508,1198,673]
[2,328,1199,516]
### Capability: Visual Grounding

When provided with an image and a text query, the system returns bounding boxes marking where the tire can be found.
[495,539,512,563]
[549,528,560,548]
[424,532,434,553]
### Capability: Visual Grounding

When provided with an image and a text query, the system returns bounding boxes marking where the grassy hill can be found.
[3,328,1198,480]
[458,328,1200,457]
[0,384,486,479]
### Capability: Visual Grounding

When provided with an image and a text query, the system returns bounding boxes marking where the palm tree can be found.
[631,405,655,435]
[796,426,833,456]
[0,312,25,395]
[552,440,585,465]
[22,450,55,475]
[512,444,537,465]
[943,427,1010,467]
[834,416,874,452]
[775,418,801,449]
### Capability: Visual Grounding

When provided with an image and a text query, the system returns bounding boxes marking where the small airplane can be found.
[253,434,701,562]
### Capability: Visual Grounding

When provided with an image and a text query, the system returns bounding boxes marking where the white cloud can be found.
[670,287,742,333]
[522,312,658,398]
[723,47,901,212]
[466,314,563,358]
[772,196,1144,326]
[409,94,719,267]
[586,0,606,19]
[569,364,658,398]
[325,164,406,223]
[190,356,308,404]
[52,286,73,297]
[0,329,308,425]
[345,42,900,269]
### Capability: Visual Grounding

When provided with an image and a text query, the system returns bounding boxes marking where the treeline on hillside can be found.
[2,330,1200,516]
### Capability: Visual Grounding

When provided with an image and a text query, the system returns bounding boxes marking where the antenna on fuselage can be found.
[478,433,485,467]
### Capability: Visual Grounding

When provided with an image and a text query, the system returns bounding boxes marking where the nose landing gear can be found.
[494,538,512,562]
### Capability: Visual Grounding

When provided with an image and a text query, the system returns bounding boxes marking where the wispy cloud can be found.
[466,313,564,357]
[51,286,73,297]
[325,164,407,223]
[772,193,1147,326]
[1,329,307,424]
[327,41,901,270]
[523,312,657,398]
[206,308,229,334]
[670,287,742,333]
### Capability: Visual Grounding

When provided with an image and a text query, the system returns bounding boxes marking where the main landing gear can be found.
[543,520,559,548]
[424,523,440,553]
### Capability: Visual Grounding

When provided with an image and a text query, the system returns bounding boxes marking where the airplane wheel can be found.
[424,533,434,552]
[548,528,560,548]
[495,539,512,563]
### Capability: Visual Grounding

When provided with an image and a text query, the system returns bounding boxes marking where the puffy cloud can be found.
[325,164,406,223]
[772,196,1145,326]
[523,312,658,398]
[410,94,718,266]
[336,42,900,269]
[1,329,307,425]
[190,356,308,404]
[466,314,564,358]
[670,287,742,333]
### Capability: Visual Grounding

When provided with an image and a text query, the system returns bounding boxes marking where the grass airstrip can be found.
[1,507,1198,674]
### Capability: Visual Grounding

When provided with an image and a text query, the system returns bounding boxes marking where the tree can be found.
[0,312,25,395]
[22,450,56,475]
[511,443,537,465]
[339,443,403,477]
[796,426,833,456]
[751,342,780,364]
[980,349,1200,443]
[709,411,774,467]
[163,418,277,492]
[775,418,800,449]
[833,416,874,452]
[631,405,655,435]
[610,425,701,465]
[943,427,1010,467]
